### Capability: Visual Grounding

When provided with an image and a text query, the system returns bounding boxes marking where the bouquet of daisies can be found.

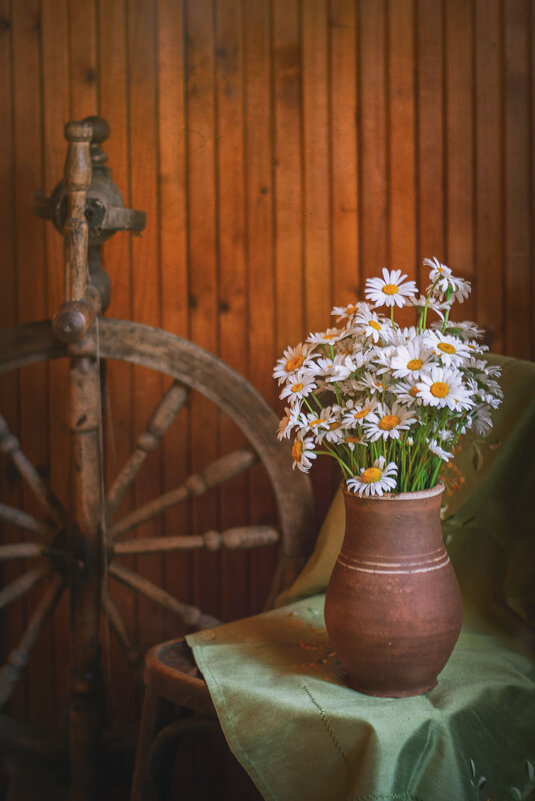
[274,258,503,497]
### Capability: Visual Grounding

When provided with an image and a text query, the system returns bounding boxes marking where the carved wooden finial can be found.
[64,120,93,144]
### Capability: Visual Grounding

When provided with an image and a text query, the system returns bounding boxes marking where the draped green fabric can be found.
[187,355,535,801]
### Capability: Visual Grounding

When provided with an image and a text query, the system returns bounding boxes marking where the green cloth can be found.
[189,595,535,801]
[187,355,535,801]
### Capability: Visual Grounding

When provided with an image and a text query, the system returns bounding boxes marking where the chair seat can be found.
[144,639,217,718]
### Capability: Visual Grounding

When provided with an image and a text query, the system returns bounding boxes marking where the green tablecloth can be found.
[187,356,535,801]
[189,595,535,801]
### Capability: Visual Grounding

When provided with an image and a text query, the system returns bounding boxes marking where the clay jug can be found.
[324,483,462,697]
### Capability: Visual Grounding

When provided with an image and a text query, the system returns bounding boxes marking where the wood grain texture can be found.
[0,0,533,736]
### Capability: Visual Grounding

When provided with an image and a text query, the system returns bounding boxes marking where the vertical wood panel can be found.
[302,0,330,335]
[329,0,358,303]
[0,0,26,724]
[504,0,531,357]
[185,0,220,619]
[475,0,504,351]
[359,0,388,284]
[41,0,70,730]
[272,0,303,351]
[127,0,165,651]
[243,0,278,611]
[157,0,193,644]
[388,0,417,327]
[97,0,136,724]
[445,0,475,321]
[214,0,249,621]
[12,0,54,730]
[417,0,445,281]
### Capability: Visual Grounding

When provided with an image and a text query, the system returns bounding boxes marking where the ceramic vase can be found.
[324,483,462,697]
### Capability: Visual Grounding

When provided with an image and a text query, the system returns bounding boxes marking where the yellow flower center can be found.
[407,358,423,371]
[431,381,449,398]
[308,419,322,426]
[369,320,381,331]
[286,355,304,371]
[345,436,360,444]
[346,305,358,315]
[409,386,420,397]
[361,467,382,484]
[438,343,456,354]
[354,409,370,419]
[382,283,399,295]
[292,440,303,461]
[329,422,341,431]
[323,332,339,340]
[291,382,304,393]
[379,415,400,431]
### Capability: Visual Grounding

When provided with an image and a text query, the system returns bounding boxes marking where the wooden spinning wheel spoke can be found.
[0,543,47,562]
[101,588,144,685]
[0,413,67,529]
[106,380,190,519]
[0,502,54,539]
[0,565,53,611]
[113,525,280,557]
[107,448,258,542]
[0,574,65,709]
[108,563,221,631]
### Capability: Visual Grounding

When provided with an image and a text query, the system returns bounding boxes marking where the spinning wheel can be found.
[0,119,313,801]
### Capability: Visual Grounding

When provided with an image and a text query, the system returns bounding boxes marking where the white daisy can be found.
[321,420,345,444]
[410,293,447,321]
[468,405,493,436]
[450,277,471,303]
[390,340,436,380]
[416,366,473,411]
[341,398,379,428]
[331,302,366,322]
[424,257,468,300]
[424,330,470,367]
[354,307,393,343]
[365,268,418,309]
[423,257,452,286]
[307,327,348,345]
[346,456,398,497]
[388,326,419,346]
[316,354,355,383]
[291,435,317,473]
[273,342,316,384]
[362,402,417,442]
[428,439,453,462]
[296,408,334,437]
[277,406,300,440]
[441,320,484,342]
[390,380,424,407]
[279,372,317,402]
[355,371,388,395]
[465,340,489,356]
[343,433,368,451]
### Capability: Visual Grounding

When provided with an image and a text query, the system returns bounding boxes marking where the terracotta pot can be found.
[324,483,462,697]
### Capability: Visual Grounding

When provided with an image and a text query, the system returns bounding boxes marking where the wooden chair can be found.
[130,488,316,801]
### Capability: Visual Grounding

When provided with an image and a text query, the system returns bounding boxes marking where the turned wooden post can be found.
[56,120,105,801]
[52,122,101,344]
[68,351,104,801]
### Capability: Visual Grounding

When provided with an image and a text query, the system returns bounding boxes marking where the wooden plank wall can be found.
[0,0,533,731]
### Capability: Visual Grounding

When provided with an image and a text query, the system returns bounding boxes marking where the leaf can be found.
[470,759,476,779]
[527,760,535,782]
[478,776,487,789]
[511,787,522,800]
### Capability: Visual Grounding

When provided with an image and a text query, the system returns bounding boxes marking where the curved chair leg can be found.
[130,688,174,801]
[131,694,219,801]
